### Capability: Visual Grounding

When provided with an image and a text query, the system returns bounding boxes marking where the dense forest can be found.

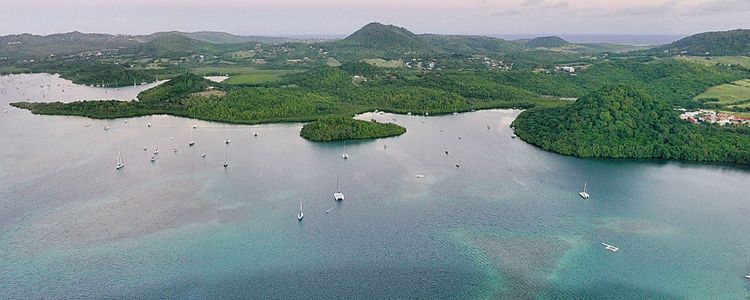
[512,85,750,164]
[300,117,406,141]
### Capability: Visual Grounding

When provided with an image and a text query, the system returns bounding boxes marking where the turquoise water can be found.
[1,75,749,299]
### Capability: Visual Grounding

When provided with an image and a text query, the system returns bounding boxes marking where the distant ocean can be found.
[493,34,685,46]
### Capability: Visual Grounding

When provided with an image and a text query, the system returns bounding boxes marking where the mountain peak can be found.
[335,22,436,57]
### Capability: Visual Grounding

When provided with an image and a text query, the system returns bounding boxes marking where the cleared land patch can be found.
[362,58,403,68]
[695,79,750,107]
[223,70,300,85]
[678,56,750,69]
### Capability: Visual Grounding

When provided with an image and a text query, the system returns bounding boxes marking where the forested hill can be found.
[330,22,442,59]
[420,34,522,55]
[526,36,569,48]
[512,85,750,164]
[654,29,750,56]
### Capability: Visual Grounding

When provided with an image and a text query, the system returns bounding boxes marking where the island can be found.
[300,117,406,141]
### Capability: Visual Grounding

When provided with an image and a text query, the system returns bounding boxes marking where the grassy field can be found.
[326,57,342,67]
[231,50,256,59]
[721,111,750,118]
[362,58,403,68]
[0,66,32,74]
[677,56,750,69]
[695,79,750,106]
[222,70,300,85]
[190,66,262,76]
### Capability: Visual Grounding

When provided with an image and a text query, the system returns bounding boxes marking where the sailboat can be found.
[104,120,110,131]
[189,129,195,146]
[579,181,590,199]
[223,147,229,167]
[115,147,125,170]
[333,177,344,201]
[297,200,304,221]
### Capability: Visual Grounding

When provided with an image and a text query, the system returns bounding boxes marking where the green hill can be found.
[655,29,750,56]
[526,36,569,48]
[421,34,522,54]
[141,31,292,45]
[512,85,750,164]
[330,22,441,59]
[138,33,222,57]
[0,31,138,59]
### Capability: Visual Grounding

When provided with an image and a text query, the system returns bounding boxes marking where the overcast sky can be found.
[1,0,749,36]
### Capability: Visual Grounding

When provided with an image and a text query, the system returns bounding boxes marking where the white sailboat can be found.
[297,200,304,221]
[189,129,195,146]
[115,147,125,170]
[104,120,110,131]
[223,146,229,167]
[579,181,590,199]
[334,177,344,201]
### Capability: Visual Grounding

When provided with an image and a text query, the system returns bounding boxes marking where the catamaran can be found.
[602,243,619,252]
[115,148,125,170]
[579,181,590,199]
[297,200,304,221]
[334,177,345,201]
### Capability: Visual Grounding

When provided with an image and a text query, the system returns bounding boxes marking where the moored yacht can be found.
[334,177,344,201]
[297,200,304,221]
[115,147,125,170]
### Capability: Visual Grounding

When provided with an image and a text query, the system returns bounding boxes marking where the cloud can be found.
[583,0,680,18]
[492,8,521,17]
[519,0,568,9]
[520,0,545,6]
[685,0,750,16]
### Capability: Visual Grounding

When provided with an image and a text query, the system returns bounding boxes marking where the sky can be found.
[1,0,749,36]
